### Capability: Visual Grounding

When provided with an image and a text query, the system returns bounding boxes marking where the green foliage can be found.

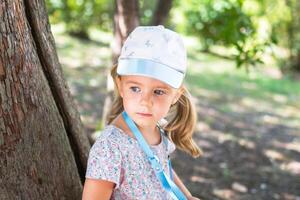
[180,0,270,70]
[46,0,160,36]
[246,0,290,47]
[91,0,114,31]
[244,0,300,72]
[139,0,157,25]
[46,0,158,37]
[233,39,268,71]
[46,0,113,38]
[184,0,254,49]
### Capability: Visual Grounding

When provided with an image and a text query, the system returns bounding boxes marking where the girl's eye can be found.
[130,86,141,93]
[154,89,166,96]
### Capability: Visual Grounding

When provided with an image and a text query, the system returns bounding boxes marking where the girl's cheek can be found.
[124,90,139,98]
[156,95,173,104]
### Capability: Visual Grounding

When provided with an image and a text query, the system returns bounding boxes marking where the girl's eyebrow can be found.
[125,80,142,85]
[125,80,171,90]
[155,86,171,90]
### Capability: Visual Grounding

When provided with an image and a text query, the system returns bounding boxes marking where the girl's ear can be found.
[115,76,123,98]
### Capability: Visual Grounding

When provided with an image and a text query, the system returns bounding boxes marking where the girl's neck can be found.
[137,125,161,145]
[111,113,161,146]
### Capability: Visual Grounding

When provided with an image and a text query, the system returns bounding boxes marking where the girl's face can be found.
[117,75,181,129]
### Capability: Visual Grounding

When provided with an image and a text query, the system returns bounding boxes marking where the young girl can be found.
[82,25,202,200]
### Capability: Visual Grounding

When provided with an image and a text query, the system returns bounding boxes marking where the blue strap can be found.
[168,159,174,181]
[122,111,187,200]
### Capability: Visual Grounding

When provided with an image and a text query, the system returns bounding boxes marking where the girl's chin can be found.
[133,118,157,128]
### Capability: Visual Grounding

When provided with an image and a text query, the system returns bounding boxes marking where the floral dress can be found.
[85,125,176,200]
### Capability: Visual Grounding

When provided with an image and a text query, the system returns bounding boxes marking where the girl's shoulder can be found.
[86,125,125,186]
[95,125,123,140]
[91,125,136,152]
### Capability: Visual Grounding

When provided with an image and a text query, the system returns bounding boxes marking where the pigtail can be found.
[165,86,202,158]
[107,64,124,124]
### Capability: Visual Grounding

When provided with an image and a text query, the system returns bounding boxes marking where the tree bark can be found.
[150,0,173,26]
[0,0,90,199]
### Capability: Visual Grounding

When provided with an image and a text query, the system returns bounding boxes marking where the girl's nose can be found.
[140,91,152,107]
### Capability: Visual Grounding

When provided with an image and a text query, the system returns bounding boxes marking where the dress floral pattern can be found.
[85,125,176,200]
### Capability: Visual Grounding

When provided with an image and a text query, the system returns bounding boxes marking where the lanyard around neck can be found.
[122,111,187,200]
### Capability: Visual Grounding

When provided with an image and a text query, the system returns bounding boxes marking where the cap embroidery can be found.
[145,40,153,48]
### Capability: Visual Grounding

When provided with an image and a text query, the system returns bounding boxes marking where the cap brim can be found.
[117,58,184,89]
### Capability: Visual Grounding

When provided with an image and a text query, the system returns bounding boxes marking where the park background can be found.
[1,0,300,199]
[47,0,300,199]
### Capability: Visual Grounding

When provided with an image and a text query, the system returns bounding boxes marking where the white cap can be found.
[117,25,187,88]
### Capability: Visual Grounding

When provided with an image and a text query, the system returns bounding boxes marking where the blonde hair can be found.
[107,64,202,158]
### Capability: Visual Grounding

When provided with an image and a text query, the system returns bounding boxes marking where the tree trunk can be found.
[293,0,300,72]
[150,0,173,26]
[285,0,300,72]
[0,0,90,199]
[112,0,140,63]
[101,0,139,127]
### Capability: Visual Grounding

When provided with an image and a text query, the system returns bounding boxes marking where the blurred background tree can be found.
[285,0,300,72]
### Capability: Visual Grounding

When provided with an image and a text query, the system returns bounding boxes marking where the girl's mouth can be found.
[136,112,152,117]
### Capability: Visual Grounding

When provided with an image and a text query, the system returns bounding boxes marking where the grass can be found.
[184,42,300,135]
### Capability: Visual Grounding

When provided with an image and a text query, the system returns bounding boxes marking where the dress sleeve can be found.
[85,135,122,188]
